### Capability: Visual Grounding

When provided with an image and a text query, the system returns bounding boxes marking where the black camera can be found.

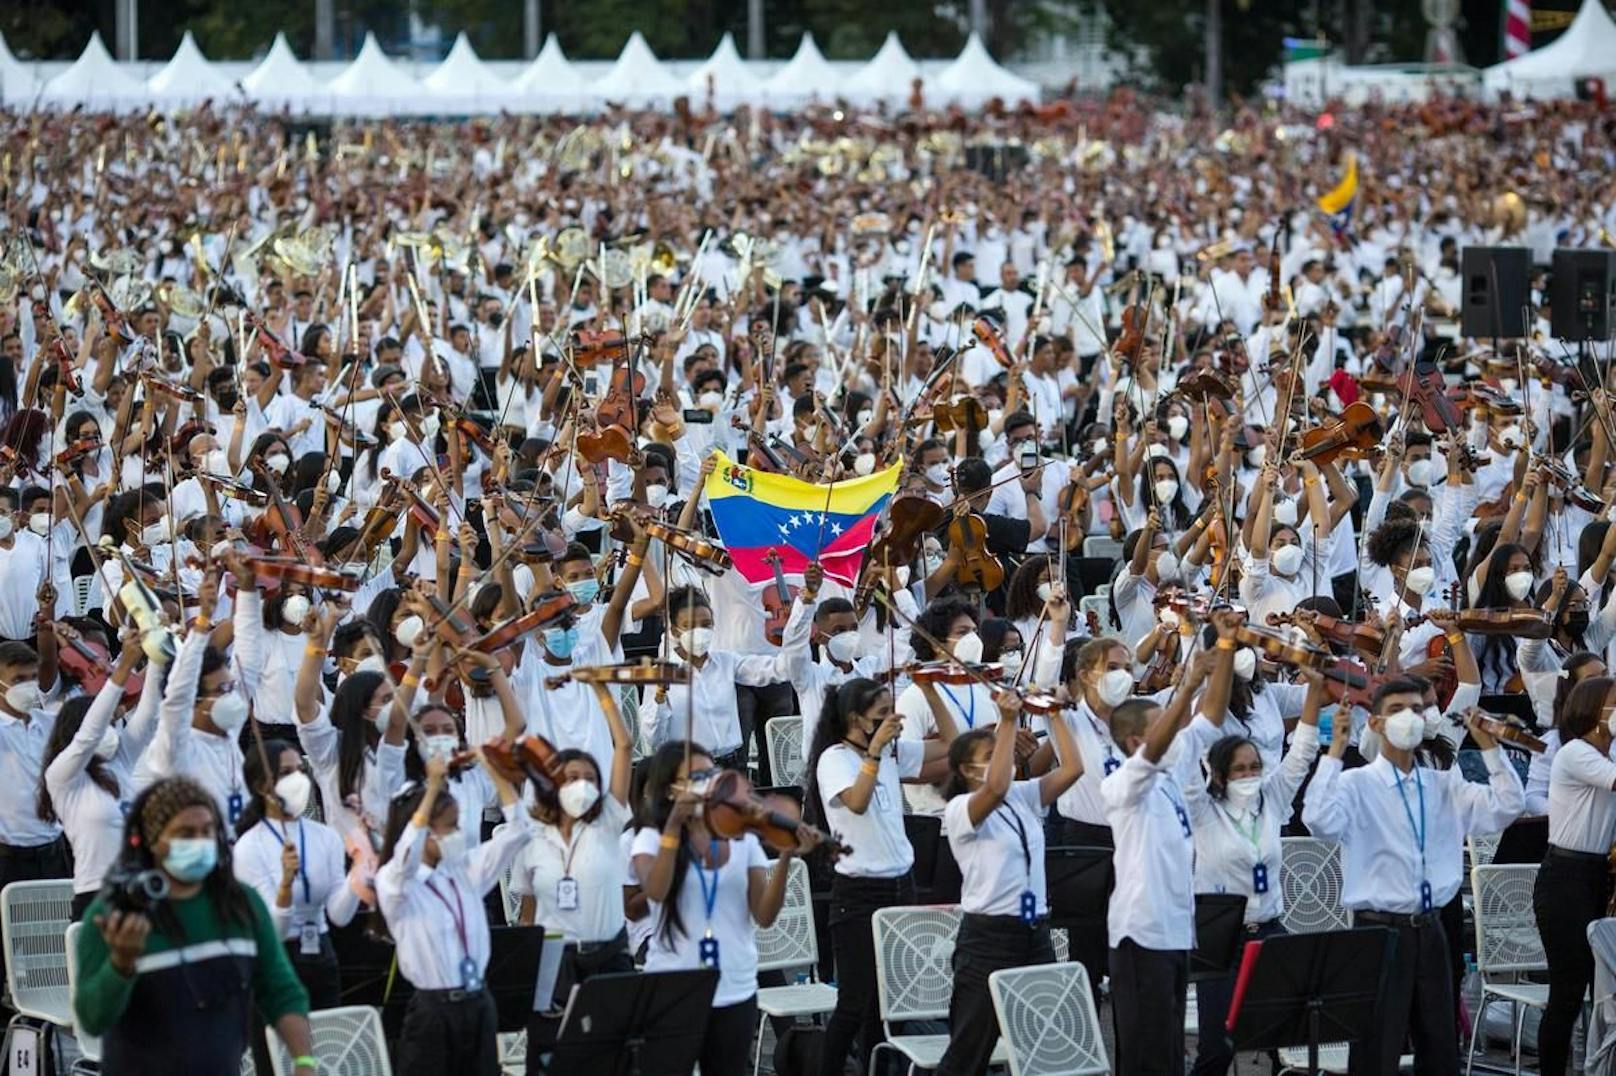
[103,866,170,914]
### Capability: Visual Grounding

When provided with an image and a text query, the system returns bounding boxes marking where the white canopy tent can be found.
[242,33,323,112]
[1485,0,1616,97]
[841,31,924,108]
[325,32,424,116]
[765,33,840,107]
[931,32,1037,107]
[147,31,240,108]
[511,33,585,113]
[40,32,149,111]
[423,32,516,112]
[0,32,41,107]
[592,31,685,108]
[687,32,765,111]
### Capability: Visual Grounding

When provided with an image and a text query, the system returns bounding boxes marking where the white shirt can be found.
[376,803,532,990]
[233,816,361,940]
[0,700,61,847]
[297,704,408,847]
[944,780,1048,917]
[1186,721,1320,924]
[511,796,631,944]
[648,648,795,758]
[898,680,996,814]
[1546,738,1616,855]
[1053,701,1124,827]
[131,626,248,829]
[816,740,924,877]
[631,828,769,1007]
[1302,751,1523,912]
[0,532,50,640]
[1103,737,1202,951]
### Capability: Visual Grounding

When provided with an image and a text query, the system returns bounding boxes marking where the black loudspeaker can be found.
[1461,246,1531,338]
[1550,248,1616,341]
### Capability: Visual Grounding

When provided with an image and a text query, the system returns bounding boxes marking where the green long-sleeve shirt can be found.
[75,883,309,1075]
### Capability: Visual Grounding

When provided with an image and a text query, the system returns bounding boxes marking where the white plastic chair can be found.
[1279,837,1351,934]
[870,905,1008,1072]
[70,575,95,617]
[266,1005,391,1076]
[1466,864,1549,1076]
[1082,536,1123,561]
[1050,927,1069,963]
[2,879,75,1029]
[1077,596,1117,639]
[63,921,99,1066]
[989,961,1109,1075]
[498,1029,528,1075]
[751,857,836,1075]
[491,824,526,926]
[1467,833,1501,870]
[764,717,805,788]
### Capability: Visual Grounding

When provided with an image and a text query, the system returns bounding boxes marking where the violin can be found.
[89,285,138,346]
[198,474,270,507]
[141,373,203,406]
[243,312,308,369]
[1114,301,1147,365]
[576,424,636,465]
[1294,401,1384,466]
[904,661,1006,685]
[1397,362,1462,434]
[471,591,577,653]
[54,439,103,468]
[1448,382,1524,417]
[448,410,497,456]
[248,556,362,593]
[1057,479,1091,553]
[1266,609,1386,662]
[760,549,796,647]
[1418,582,1462,709]
[310,401,378,449]
[482,734,568,809]
[970,317,1015,370]
[422,594,480,650]
[1265,246,1283,312]
[247,458,321,564]
[1533,454,1604,513]
[693,768,850,857]
[571,330,629,366]
[545,659,688,690]
[353,500,404,559]
[1452,708,1547,754]
[1173,366,1236,404]
[642,519,732,575]
[932,396,989,436]
[594,353,647,432]
[1228,622,1339,673]
[946,511,1005,592]
[867,494,944,576]
[1407,607,1553,639]
[380,472,441,533]
[57,632,144,703]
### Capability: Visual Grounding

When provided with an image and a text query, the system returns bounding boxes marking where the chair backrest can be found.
[1472,863,1546,977]
[269,1005,391,1076]
[1467,833,1501,870]
[764,717,805,788]
[1050,928,1069,964]
[71,575,95,617]
[1,879,74,1023]
[872,904,962,1025]
[491,823,524,925]
[1082,536,1123,561]
[63,921,100,1062]
[1279,837,1350,934]
[755,857,817,974]
[989,962,1110,1076]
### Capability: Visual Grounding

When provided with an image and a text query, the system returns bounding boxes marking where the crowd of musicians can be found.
[0,93,1612,1075]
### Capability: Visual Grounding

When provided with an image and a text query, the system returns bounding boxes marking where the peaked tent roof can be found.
[326,32,424,116]
[687,32,765,111]
[1484,0,1616,94]
[147,30,239,106]
[591,31,685,108]
[931,32,1037,107]
[841,31,924,107]
[765,32,840,106]
[41,32,149,111]
[422,32,516,110]
[242,32,322,109]
[0,31,41,106]
[511,33,584,112]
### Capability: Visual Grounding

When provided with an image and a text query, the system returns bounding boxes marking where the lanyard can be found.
[995,804,1032,880]
[691,839,721,927]
[424,876,470,962]
[1083,707,1119,768]
[1216,802,1263,855]
[939,684,976,729]
[1394,766,1427,880]
[559,822,588,878]
[266,819,310,904]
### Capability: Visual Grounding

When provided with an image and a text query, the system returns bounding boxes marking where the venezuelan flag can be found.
[704,452,901,588]
[1317,151,1358,239]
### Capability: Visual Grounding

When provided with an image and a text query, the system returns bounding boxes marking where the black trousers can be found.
[697,996,758,1076]
[1192,920,1285,1075]
[0,838,71,1018]
[1109,939,1188,1076]
[1534,846,1611,1076]
[818,872,916,1076]
[397,987,501,1076]
[1351,911,1459,1076]
[525,932,634,1074]
[1044,813,1113,1010]
[735,680,795,786]
[934,914,1055,1076]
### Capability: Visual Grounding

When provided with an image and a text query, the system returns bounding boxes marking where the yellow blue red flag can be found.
[1317,151,1358,238]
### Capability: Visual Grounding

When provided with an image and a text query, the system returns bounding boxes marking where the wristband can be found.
[860,758,879,775]
[1446,632,1464,645]
[659,833,679,850]
[1514,492,1527,503]
[193,616,211,631]
[304,644,326,658]
[626,552,644,567]
[1215,638,1237,651]
[401,674,420,689]
[292,1057,317,1071]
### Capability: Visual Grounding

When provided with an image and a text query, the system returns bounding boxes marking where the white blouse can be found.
[510,796,631,943]
[233,816,362,940]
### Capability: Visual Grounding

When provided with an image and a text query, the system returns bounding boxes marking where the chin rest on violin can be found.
[1293,401,1384,466]
[482,735,568,807]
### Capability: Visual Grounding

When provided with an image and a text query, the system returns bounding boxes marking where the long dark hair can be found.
[235,742,301,837]
[803,678,886,830]
[642,740,711,946]
[109,777,255,939]
[940,728,994,801]
[37,697,120,823]
[1004,556,1051,622]
[1205,735,1256,802]
[529,748,606,827]
[1138,455,1191,530]
[1553,652,1605,732]
[332,672,385,802]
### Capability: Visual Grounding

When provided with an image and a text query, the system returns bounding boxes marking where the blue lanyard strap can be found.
[1394,766,1427,881]
[692,839,722,925]
[939,684,976,729]
[266,819,310,904]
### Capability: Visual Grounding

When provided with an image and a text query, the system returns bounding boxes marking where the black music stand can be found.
[1190,893,1249,983]
[1226,927,1394,1074]
[551,969,718,1076]
[1044,845,1114,929]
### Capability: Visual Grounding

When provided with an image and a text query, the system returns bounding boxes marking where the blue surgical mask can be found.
[1317,704,1336,746]
[544,626,580,659]
[565,578,601,606]
[163,837,218,883]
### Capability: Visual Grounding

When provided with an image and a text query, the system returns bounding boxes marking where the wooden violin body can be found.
[473,591,577,653]
[697,769,850,857]
[970,317,1015,370]
[947,512,1005,592]
[1294,401,1384,466]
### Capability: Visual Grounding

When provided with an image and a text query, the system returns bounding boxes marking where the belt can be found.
[0,837,65,861]
[414,986,488,1003]
[1546,845,1609,864]
[572,929,628,954]
[1244,919,1280,934]
[963,912,1050,930]
[1356,909,1440,929]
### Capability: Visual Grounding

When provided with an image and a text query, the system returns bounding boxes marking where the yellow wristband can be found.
[1514,492,1527,503]
[1215,638,1237,651]
[1446,632,1464,645]
[193,616,211,631]
[410,812,429,828]
[659,833,679,850]
[305,644,326,658]
[1304,476,1320,487]
[626,553,644,567]
[401,674,420,689]
[860,758,879,775]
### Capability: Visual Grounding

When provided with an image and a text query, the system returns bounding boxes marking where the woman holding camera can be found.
[73,776,317,1076]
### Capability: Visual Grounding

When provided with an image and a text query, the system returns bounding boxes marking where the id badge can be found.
[1173,803,1192,838]
[299,920,321,956]
[1252,862,1269,895]
[698,929,721,971]
[227,792,244,826]
[1103,756,1121,776]
[1420,880,1433,913]
[1019,890,1037,926]
[460,955,484,993]
[556,876,579,912]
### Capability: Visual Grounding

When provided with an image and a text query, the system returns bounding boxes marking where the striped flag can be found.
[1503,0,1533,58]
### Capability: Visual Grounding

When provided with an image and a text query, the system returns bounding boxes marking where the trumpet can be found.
[89,248,142,277]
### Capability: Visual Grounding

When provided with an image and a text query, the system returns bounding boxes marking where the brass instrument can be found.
[552,226,591,271]
[1493,192,1527,235]
[89,248,141,276]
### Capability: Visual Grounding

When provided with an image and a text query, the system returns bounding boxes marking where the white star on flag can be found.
[830,521,845,536]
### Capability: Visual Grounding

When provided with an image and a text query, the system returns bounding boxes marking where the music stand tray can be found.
[552,969,718,1076]
[1044,845,1114,929]
[1190,893,1249,983]
[1226,927,1395,1073]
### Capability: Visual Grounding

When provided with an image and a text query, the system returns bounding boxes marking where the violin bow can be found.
[873,589,1012,702]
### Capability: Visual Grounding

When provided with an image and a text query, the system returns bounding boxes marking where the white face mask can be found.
[1497,424,1524,449]
[645,483,671,509]
[953,630,984,663]
[1153,478,1179,504]
[433,829,467,869]
[388,420,408,441]
[924,463,951,487]
[267,452,291,475]
[1422,705,1444,739]
[1272,544,1305,577]
[141,518,171,547]
[894,565,912,588]
[1405,458,1434,488]
[26,512,49,537]
[1095,668,1134,708]
[281,594,311,629]
[274,770,313,818]
[325,470,341,493]
[559,779,601,819]
[1504,570,1535,602]
[1232,648,1257,681]
[354,653,387,676]
[825,632,860,664]
[1272,499,1299,528]
[1154,551,1180,582]
[1000,649,1023,679]
[206,449,232,477]
[209,691,250,733]
[94,726,120,761]
[1166,414,1189,441]
[3,679,42,714]
[1382,707,1425,751]
[419,734,460,763]
[853,452,876,476]
[1225,775,1263,808]
[1160,607,1181,628]
[678,627,713,658]
[0,515,13,541]
[395,615,424,648]
[1036,581,1056,603]
[1246,445,1267,468]
[1404,566,1436,595]
[698,391,724,410]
